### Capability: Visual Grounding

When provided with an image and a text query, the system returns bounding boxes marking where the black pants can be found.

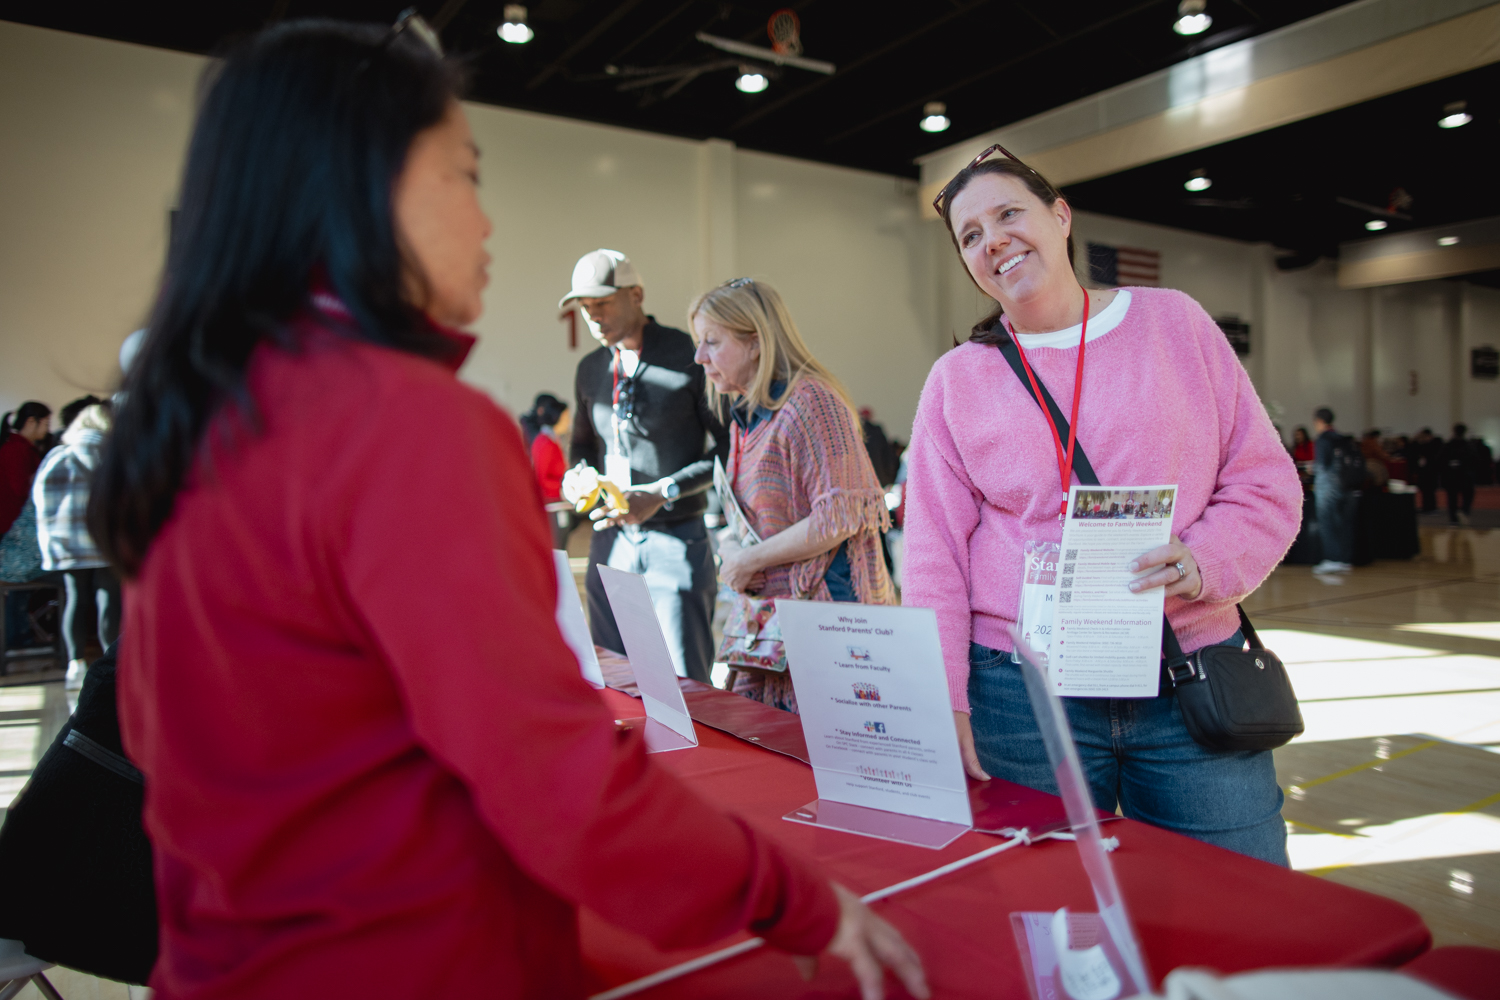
[586,518,716,684]
[1445,478,1475,522]
[62,566,120,663]
[1419,477,1440,513]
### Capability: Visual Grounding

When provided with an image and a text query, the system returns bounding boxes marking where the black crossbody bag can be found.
[995,338,1304,752]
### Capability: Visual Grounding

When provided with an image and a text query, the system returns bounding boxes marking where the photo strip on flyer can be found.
[1008,624,1153,998]
[1012,541,1061,667]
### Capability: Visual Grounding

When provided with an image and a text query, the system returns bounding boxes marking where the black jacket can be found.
[570,318,730,524]
[1441,437,1478,486]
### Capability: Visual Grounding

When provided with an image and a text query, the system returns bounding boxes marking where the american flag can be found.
[1086,243,1160,287]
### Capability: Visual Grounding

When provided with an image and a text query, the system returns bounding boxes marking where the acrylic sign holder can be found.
[553,550,604,688]
[596,566,698,753]
[776,600,974,850]
[1009,627,1152,999]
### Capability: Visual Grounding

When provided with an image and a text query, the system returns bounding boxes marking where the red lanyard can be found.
[1012,289,1090,519]
[611,349,623,407]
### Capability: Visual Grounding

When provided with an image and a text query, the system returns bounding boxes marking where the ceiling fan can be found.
[587,9,835,107]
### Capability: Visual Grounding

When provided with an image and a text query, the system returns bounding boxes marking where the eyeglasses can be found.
[724,277,755,288]
[930,142,1055,217]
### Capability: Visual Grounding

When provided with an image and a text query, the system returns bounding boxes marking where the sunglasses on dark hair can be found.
[931,143,1054,216]
[385,7,443,56]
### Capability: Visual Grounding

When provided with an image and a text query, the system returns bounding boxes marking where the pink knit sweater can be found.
[902,287,1301,713]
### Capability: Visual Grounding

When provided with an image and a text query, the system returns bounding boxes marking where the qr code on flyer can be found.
[1065,549,1078,560]
[1059,592,1072,604]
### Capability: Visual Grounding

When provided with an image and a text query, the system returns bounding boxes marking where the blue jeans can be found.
[587,518,716,683]
[968,631,1288,866]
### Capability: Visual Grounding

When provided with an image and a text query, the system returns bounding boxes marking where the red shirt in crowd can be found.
[530,428,566,501]
[0,432,42,537]
[119,308,837,999]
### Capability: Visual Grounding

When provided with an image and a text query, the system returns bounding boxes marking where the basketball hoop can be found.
[767,9,803,56]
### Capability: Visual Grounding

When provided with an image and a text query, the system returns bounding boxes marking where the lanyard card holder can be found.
[1013,540,1060,667]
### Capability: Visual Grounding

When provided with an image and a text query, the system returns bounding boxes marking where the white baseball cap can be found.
[558,249,641,309]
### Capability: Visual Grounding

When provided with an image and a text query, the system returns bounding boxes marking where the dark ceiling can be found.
[2,0,1349,178]
[1064,60,1500,267]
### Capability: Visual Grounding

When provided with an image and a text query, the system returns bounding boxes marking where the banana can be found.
[561,462,630,516]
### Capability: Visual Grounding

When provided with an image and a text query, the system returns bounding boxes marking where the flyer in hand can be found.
[714,456,762,546]
[1052,485,1177,697]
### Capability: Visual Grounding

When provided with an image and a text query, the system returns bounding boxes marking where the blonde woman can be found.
[691,278,894,713]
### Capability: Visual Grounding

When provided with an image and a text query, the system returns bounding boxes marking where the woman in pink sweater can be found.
[903,150,1301,865]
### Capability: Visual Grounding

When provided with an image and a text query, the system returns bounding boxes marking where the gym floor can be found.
[1248,527,1500,949]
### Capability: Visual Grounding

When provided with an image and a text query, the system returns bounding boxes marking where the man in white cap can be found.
[561,249,729,683]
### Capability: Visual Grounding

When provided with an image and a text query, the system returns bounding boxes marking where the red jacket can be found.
[530,429,566,501]
[120,310,836,999]
[0,432,41,537]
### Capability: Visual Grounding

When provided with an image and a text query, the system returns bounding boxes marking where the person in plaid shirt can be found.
[33,403,119,689]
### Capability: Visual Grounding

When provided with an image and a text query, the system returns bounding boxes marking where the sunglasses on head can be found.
[931,143,1056,217]
[386,7,443,55]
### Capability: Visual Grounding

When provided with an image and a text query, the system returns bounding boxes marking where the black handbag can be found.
[995,337,1304,752]
[0,643,158,984]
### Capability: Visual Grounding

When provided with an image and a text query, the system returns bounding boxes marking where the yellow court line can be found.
[1449,789,1500,816]
[1285,818,1358,839]
[1303,788,1500,877]
[1284,740,1440,795]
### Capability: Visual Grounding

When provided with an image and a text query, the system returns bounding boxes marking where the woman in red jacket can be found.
[0,402,51,538]
[88,17,924,1000]
[527,392,571,501]
[528,393,572,549]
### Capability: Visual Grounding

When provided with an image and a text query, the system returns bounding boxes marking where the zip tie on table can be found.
[589,829,1051,1000]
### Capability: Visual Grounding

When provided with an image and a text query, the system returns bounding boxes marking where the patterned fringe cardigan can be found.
[732,376,895,604]
[728,377,896,714]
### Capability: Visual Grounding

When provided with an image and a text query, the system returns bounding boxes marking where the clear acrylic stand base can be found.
[783,798,970,850]
[613,716,698,754]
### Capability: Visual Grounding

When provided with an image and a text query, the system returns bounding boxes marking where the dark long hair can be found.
[90,20,465,577]
[532,393,568,428]
[519,393,568,448]
[936,158,1077,346]
[0,401,52,447]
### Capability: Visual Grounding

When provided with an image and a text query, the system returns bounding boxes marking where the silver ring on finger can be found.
[1175,561,1187,581]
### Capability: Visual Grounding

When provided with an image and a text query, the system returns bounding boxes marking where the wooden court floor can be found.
[1248,527,1500,948]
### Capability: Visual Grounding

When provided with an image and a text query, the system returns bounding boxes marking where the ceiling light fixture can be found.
[1438,100,1472,128]
[1438,236,1460,246]
[920,102,951,133]
[1173,0,1212,35]
[1184,169,1212,193]
[735,68,769,94]
[498,5,533,43]
[1365,220,1388,231]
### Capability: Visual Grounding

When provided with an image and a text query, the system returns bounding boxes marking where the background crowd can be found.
[1,395,119,686]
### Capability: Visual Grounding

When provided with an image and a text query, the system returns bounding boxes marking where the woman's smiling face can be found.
[949,171,1073,312]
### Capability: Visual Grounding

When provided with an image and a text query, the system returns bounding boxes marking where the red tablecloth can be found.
[582,688,1430,998]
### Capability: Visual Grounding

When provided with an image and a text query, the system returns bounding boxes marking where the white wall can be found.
[734,151,935,436]
[0,21,199,414]
[0,20,938,440]
[1461,284,1500,447]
